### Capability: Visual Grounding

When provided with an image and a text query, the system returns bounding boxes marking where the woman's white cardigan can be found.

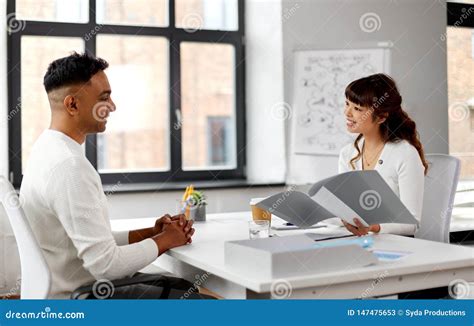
[338,138,425,235]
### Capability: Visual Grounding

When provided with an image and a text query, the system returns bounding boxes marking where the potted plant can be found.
[188,190,207,222]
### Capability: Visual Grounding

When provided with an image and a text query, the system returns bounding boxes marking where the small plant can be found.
[190,190,207,207]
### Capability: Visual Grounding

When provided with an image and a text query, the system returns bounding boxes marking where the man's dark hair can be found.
[43,52,109,93]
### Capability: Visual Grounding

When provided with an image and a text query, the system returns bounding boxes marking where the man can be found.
[20,52,206,299]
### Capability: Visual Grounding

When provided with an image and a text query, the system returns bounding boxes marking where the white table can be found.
[111,212,474,299]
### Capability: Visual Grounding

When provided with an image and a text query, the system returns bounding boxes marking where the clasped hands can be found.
[149,214,195,254]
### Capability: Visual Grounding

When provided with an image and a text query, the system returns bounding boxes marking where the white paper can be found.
[311,186,369,227]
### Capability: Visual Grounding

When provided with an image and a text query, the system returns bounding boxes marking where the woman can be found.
[339,73,428,236]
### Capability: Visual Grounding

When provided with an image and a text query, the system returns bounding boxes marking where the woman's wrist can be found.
[369,224,381,233]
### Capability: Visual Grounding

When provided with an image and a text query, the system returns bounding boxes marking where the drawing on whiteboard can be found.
[292,48,390,155]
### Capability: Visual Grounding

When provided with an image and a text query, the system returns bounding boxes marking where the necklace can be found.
[362,143,385,167]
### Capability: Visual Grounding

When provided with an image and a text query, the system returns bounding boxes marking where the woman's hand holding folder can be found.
[342,218,380,236]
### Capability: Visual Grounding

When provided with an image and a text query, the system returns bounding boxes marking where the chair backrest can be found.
[0,176,51,299]
[416,154,461,243]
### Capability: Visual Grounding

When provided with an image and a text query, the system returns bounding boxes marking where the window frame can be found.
[447,1,474,28]
[7,0,246,188]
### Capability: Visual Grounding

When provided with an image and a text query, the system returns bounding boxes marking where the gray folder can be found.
[257,170,417,229]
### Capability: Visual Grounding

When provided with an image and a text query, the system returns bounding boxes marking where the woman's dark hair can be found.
[43,52,109,93]
[345,73,428,175]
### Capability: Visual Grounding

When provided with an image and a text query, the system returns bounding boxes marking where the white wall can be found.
[282,0,449,184]
[245,0,287,184]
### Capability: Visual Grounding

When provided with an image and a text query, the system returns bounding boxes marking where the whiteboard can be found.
[291,48,391,156]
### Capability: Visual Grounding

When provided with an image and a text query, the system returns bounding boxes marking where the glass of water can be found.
[248,220,270,239]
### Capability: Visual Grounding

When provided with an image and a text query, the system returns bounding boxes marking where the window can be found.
[20,36,84,168]
[180,42,236,170]
[97,0,168,27]
[447,1,474,182]
[96,35,170,172]
[8,0,245,188]
[175,0,238,31]
[15,0,88,23]
[207,116,234,167]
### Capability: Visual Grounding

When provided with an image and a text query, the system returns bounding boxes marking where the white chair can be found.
[0,176,177,299]
[0,176,51,299]
[416,154,461,243]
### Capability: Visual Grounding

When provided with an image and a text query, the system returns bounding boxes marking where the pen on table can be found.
[181,185,191,214]
[182,185,190,202]
[184,184,194,219]
[283,222,326,229]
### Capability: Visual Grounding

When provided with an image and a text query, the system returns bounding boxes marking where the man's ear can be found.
[63,95,79,116]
